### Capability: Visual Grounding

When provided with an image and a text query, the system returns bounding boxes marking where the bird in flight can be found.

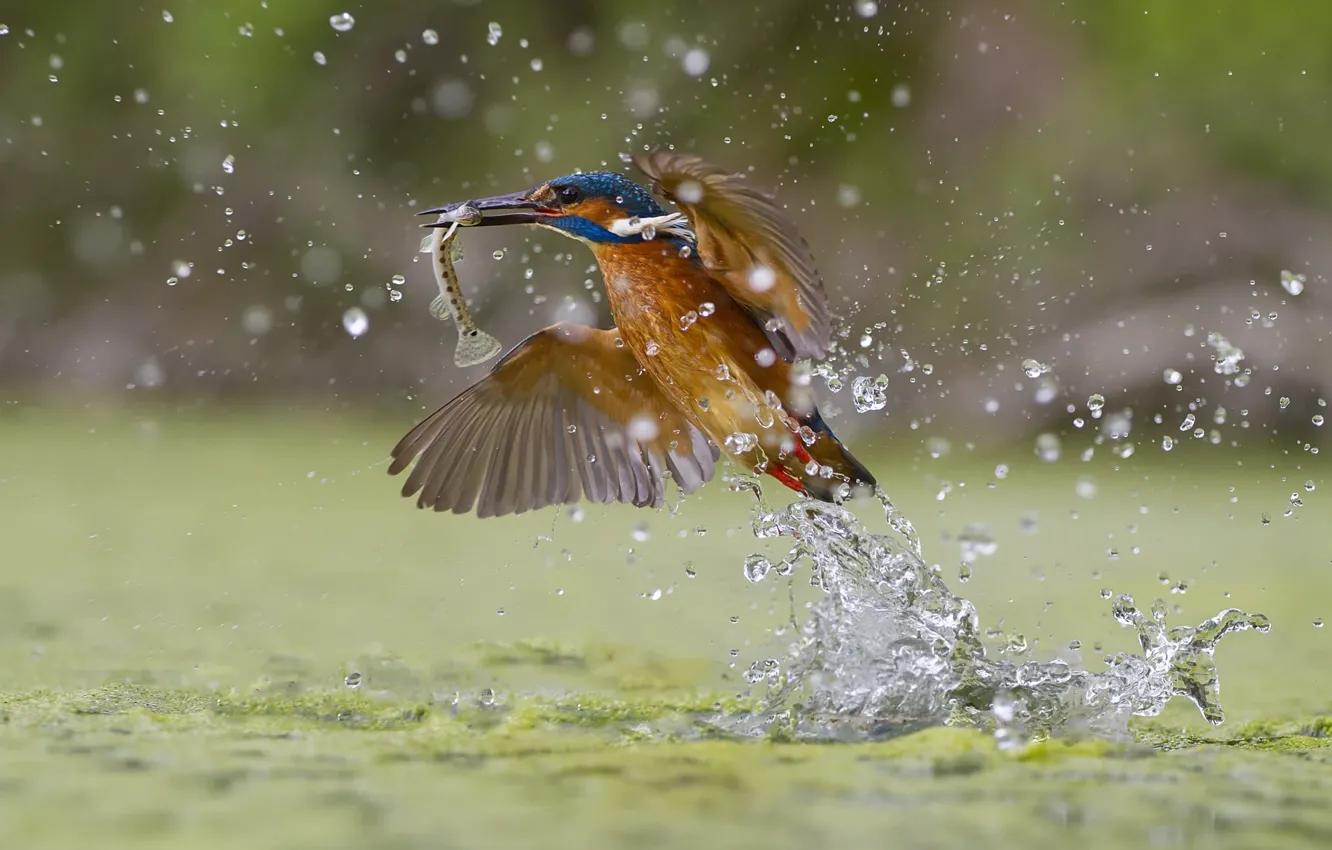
[389,151,876,517]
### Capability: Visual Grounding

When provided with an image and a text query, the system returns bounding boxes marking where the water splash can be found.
[726,499,1269,742]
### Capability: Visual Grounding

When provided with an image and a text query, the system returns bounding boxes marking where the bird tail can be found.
[773,407,876,503]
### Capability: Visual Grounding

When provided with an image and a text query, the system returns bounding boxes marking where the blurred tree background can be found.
[0,0,1328,450]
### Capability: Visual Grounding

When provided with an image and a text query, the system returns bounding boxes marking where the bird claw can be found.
[792,441,813,467]
[767,465,805,495]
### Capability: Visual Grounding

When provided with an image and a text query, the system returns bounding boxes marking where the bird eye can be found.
[557,186,582,205]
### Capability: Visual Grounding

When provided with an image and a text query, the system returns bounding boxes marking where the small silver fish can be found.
[418,202,501,367]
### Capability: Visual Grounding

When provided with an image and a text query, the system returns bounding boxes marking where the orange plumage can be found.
[389,151,876,516]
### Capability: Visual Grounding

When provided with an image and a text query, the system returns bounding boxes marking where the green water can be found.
[1,408,1329,848]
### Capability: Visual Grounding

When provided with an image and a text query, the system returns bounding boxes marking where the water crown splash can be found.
[729,493,1270,743]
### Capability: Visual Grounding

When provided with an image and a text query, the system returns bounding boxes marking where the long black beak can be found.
[416,191,551,228]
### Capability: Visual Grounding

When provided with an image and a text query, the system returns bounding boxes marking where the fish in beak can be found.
[417,191,556,228]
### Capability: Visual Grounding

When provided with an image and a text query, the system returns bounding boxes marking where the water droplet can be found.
[1101,411,1132,440]
[645,340,660,356]
[682,47,710,77]
[628,415,659,442]
[1022,359,1049,379]
[241,304,273,335]
[743,555,771,583]
[1314,414,1325,427]
[486,21,502,46]
[1315,619,1325,628]
[1207,332,1245,376]
[492,248,506,260]
[959,524,997,564]
[679,310,698,330]
[422,28,439,45]
[850,374,890,412]
[221,154,235,174]
[1035,432,1061,462]
[313,51,327,66]
[1087,393,1105,412]
[724,432,759,454]
[344,672,361,688]
[135,357,165,389]
[329,12,355,32]
[1162,435,1175,452]
[632,522,650,543]
[747,265,776,292]
[698,301,716,317]
[1164,368,1182,385]
[1281,269,1306,296]
[855,0,878,17]
[1180,413,1196,431]
[675,180,704,204]
[341,307,368,338]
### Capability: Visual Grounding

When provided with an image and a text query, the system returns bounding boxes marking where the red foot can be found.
[792,441,813,467]
[767,465,806,495]
[780,413,814,466]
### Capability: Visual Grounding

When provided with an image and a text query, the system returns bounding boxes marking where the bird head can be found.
[420,171,690,246]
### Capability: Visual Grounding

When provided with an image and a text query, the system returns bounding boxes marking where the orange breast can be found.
[594,241,799,456]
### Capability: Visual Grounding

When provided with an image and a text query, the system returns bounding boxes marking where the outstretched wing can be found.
[633,150,830,361]
[388,322,718,518]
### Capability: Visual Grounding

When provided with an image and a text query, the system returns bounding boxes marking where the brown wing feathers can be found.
[388,323,717,517]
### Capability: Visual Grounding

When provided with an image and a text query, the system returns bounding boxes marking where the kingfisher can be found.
[388,151,877,517]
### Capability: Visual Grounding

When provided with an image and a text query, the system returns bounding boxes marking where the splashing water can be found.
[724,497,1269,743]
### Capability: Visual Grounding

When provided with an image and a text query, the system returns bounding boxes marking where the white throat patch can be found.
[608,212,695,241]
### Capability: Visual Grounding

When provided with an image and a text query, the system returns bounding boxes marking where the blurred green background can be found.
[1,0,1328,439]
